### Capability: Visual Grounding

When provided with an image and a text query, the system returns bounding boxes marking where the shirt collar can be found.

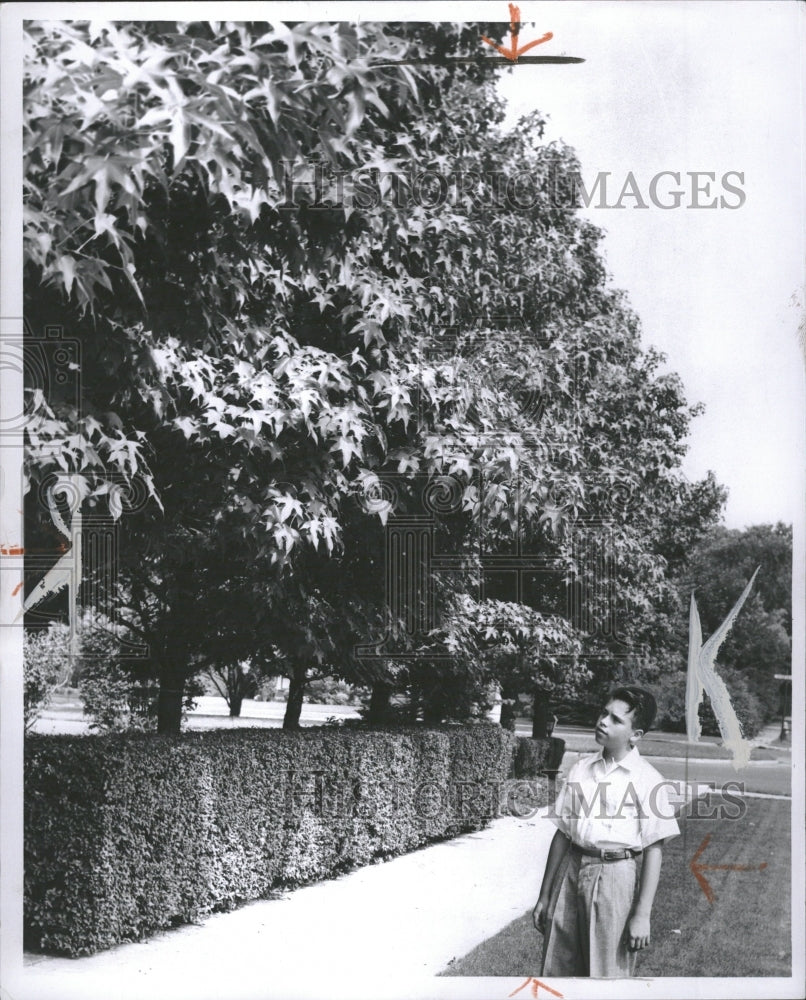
[592,745,641,773]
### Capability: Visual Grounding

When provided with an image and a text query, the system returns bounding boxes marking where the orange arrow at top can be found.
[481,4,553,62]
[689,833,768,904]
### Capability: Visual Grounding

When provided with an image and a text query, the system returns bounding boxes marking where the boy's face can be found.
[594,698,643,755]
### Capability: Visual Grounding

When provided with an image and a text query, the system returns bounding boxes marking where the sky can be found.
[491,0,805,530]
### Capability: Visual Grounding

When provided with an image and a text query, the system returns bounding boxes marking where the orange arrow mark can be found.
[689,833,769,904]
[509,977,563,998]
[481,4,553,62]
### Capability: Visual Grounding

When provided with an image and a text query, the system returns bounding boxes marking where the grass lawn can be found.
[440,796,791,978]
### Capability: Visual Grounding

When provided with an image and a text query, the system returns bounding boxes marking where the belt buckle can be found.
[601,848,623,861]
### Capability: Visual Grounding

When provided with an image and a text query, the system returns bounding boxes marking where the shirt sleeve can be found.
[549,761,579,839]
[639,774,681,847]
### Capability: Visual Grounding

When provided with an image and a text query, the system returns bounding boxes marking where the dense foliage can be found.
[24,18,726,730]
[25,724,522,955]
[679,523,790,724]
[23,624,72,731]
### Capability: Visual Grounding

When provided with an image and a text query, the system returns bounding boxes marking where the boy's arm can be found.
[627,840,664,950]
[532,830,570,933]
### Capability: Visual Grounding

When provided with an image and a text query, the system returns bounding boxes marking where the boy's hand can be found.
[532,898,549,934]
[627,912,651,950]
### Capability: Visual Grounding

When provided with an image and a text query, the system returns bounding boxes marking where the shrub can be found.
[25,612,198,732]
[25,723,516,956]
[697,666,765,739]
[23,613,159,732]
[505,736,566,813]
[74,614,162,731]
[647,669,689,732]
[510,736,565,778]
[23,624,74,730]
[644,665,765,739]
[79,659,142,732]
[23,658,58,732]
[253,675,279,701]
[304,676,367,706]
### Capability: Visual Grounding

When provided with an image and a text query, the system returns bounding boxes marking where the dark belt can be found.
[571,843,642,862]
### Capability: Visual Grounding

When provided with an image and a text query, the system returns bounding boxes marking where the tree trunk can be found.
[422,702,443,726]
[227,664,244,717]
[499,681,520,732]
[422,684,446,726]
[283,664,306,730]
[157,667,184,734]
[367,682,391,724]
[532,689,551,739]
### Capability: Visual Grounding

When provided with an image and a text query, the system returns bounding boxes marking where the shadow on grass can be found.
[440,796,791,978]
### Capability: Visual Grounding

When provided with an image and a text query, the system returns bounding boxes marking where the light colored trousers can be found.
[540,849,638,978]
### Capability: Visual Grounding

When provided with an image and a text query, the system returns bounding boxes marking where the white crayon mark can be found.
[685,568,759,770]
[17,506,82,632]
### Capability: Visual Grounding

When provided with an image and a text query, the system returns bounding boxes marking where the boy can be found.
[532,686,680,978]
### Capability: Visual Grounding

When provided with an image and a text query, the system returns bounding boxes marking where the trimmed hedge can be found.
[25,724,538,956]
[505,735,566,817]
[509,736,565,779]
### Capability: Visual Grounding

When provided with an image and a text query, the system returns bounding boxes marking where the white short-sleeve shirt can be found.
[551,747,680,851]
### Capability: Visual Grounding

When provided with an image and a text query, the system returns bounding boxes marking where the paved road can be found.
[559,746,793,797]
[549,723,793,797]
[630,755,792,797]
[31,703,795,799]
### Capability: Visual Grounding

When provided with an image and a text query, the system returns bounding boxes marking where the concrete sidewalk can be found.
[13,776,706,1000]
[14,809,558,1000]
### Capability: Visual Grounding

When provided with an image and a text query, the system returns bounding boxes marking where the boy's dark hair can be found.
[609,686,657,733]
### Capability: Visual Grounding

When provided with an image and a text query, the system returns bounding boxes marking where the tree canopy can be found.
[24,18,727,732]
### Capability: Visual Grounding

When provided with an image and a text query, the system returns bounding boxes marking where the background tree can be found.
[203,662,257,719]
[403,594,585,729]
[264,79,729,724]
[677,523,792,720]
[622,523,791,737]
[23,19,500,730]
